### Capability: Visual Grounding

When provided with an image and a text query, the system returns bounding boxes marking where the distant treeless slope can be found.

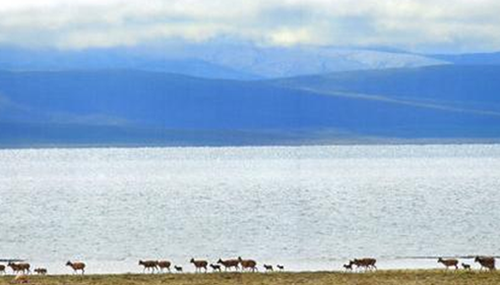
[0,44,447,79]
[0,65,499,146]
[430,52,500,65]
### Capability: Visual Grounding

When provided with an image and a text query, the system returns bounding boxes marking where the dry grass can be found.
[1,270,499,285]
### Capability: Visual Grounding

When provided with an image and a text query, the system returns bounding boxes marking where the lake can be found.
[1,144,499,273]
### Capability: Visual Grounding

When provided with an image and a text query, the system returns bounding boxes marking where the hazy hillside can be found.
[0,47,259,80]
[276,65,500,112]
[1,65,500,146]
[430,52,500,65]
[0,44,447,79]
[178,44,448,78]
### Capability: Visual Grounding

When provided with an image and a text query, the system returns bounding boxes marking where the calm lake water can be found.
[1,144,500,274]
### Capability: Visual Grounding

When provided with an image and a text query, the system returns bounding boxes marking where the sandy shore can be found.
[1,270,500,285]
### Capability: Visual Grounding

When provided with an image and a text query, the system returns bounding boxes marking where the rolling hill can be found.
[0,65,499,146]
[430,52,500,65]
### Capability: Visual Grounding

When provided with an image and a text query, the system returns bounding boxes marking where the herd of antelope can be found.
[0,257,283,277]
[138,257,284,273]
[0,261,85,276]
[341,256,497,272]
[0,255,496,279]
[342,258,378,271]
[437,256,496,271]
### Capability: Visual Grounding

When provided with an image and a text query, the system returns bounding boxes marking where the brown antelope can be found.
[475,256,496,271]
[437,258,458,270]
[238,257,257,272]
[210,264,221,272]
[263,264,273,272]
[66,261,85,274]
[157,260,171,273]
[174,265,183,272]
[352,258,377,271]
[461,263,471,270]
[190,258,208,273]
[217,258,239,271]
[34,268,47,275]
[8,262,30,275]
[138,260,158,273]
[343,261,353,271]
[0,264,5,275]
[277,264,284,271]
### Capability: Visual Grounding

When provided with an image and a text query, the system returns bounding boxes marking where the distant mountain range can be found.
[0,46,259,80]
[1,65,500,146]
[0,44,449,79]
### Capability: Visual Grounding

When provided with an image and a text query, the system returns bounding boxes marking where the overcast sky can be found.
[0,0,499,52]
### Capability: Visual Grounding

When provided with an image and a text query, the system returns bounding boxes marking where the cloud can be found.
[0,0,499,52]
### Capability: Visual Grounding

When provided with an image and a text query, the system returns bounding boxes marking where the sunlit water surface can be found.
[1,144,499,273]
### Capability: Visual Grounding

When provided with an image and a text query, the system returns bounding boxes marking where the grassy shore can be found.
[1,270,499,285]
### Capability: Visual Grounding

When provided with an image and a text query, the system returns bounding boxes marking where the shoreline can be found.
[1,270,499,285]
[1,257,496,275]
[0,268,497,276]
[1,139,500,150]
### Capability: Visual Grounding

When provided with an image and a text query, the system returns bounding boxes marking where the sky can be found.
[0,0,499,53]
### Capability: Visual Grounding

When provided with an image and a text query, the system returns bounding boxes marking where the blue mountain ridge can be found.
[0,65,499,146]
[0,44,447,79]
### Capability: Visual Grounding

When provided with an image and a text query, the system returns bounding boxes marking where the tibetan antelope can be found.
[263,264,273,272]
[277,264,284,271]
[138,260,158,273]
[352,258,377,271]
[174,265,183,272]
[343,261,353,271]
[157,260,171,273]
[34,268,47,275]
[190,258,208,273]
[66,261,86,274]
[217,258,239,271]
[238,257,257,272]
[461,263,471,270]
[8,262,30,275]
[210,264,221,272]
[475,256,496,271]
[437,258,458,270]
